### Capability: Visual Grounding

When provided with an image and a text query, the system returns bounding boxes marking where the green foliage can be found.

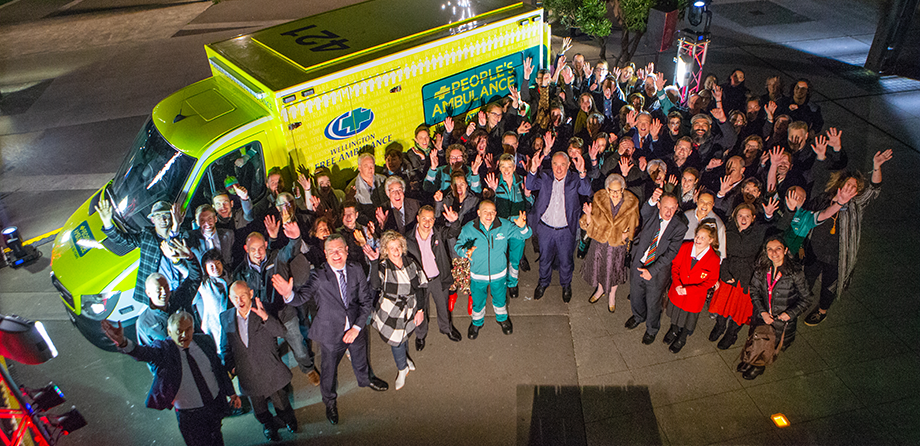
[619,0,657,32]
[575,0,612,38]
[544,0,612,38]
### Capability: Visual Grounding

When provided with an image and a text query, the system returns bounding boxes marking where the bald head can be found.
[229,280,254,314]
[145,273,169,308]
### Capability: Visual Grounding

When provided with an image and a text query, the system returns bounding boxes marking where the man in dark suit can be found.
[101,312,241,446]
[272,233,388,426]
[376,176,420,236]
[525,148,593,302]
[625,189,688,344]
[404,205,463,350]
[189,204,235,268]
[219,281,297,442]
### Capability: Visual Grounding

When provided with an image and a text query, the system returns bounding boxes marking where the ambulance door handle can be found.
[288,122,302,130]
[389,85,401,93]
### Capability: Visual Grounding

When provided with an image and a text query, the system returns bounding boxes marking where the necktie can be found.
[643,220,662,266]
[395,208,404,229]
[337,270,348,308]
[184,348,214,405]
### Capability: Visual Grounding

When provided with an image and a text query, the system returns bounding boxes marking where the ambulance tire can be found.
[66,306,137,352]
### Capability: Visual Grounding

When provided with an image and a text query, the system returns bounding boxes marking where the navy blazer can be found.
[525,169,592,236]
[124,334,234,411]
[630,200,689,277]
[289,261,374,345]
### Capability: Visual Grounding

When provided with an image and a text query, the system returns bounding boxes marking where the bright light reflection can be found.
[34,321,58,359]
[146,151,181,190]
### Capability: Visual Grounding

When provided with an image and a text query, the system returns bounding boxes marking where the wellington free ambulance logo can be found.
[324,107,374,140]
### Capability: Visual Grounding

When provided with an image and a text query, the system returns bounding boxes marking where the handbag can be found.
[738,322,786,367]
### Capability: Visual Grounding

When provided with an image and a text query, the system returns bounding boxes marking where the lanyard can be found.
[766,267,782,315]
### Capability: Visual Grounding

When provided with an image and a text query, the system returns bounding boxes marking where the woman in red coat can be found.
[663,220,721,353]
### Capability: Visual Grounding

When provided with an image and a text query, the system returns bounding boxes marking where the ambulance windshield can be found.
[110,119,196,230]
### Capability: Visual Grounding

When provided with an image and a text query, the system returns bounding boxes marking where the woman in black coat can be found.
[708,201,776,349]
[742,236,814,380]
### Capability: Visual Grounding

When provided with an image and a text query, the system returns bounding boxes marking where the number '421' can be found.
[281,25,350,52]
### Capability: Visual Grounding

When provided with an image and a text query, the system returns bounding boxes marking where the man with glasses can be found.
[376,176,420,236]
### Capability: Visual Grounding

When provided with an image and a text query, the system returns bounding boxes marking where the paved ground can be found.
[1,0,919,445]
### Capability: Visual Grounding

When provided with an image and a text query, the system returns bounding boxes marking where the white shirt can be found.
[541,176,567,228]
[332,266,359,332]
[691,245,711,261]
[173,341,218,409]
[640,200,673,264]
[236,308,251,348]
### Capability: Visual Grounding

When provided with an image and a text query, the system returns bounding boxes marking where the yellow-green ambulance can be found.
[49,0,550,349]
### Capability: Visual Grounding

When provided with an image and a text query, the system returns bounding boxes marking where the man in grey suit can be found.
[273,233,388,426]
[377,175,420,236]
[220,281,297,442]
[625,189,688,344]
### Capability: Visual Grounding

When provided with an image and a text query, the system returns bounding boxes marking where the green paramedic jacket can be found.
[454,217,532,281]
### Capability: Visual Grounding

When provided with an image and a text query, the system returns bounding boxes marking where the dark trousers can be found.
[416,278,452,338]
[804,255,839,311]
[176,396,227,446]
[629,265,669,336]
[319,329,371,407]
[250,385,293,425]
[536,222,575,287]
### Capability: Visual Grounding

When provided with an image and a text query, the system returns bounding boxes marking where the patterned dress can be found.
[372,257,428,346]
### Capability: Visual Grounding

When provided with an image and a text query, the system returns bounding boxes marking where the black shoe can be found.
[468,322,481,340]
[662,328,679,345]
[446,325,462,342]
[508,285,519,299]
[804,309,827,326]
[286,421,299,434]
[562,286,572,303]
[498,319,513,335]
[641,332,656,344]
[737,362,753,373]
[263,427,281,442]
[669,336,687,353]
[368,377,389,391]
[325,405,339,425]
[742,365,766,380]
[717,332,738,350]
[415,337,426,351]
[708,321,726,342]
[624,316,640,330]
[520,255,530,272]
[533,285,546,300]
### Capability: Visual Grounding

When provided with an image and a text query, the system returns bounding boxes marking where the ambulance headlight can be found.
[80,291,120,320]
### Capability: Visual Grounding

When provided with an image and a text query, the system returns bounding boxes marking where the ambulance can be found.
[49,0,551,349]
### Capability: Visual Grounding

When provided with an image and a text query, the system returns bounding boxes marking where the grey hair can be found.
[552,151,570,163]
[605,174,626,190]
[647,159,667,173]
[691,113,713,126]
[357,152,376,164]
[167,310,194,329]
[384,175,406,191]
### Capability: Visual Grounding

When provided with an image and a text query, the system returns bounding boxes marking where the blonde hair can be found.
[379,230,407,262]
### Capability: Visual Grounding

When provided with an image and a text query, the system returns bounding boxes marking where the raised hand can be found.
[650,118,662,140]
[271,274,294,298]
[654,73,666,91]
[508,84,520,105]
[835,181,858,205]
[650,187,663,204]
[442,206,459,222]
[583,61,592,78]
[471,154,484,172]
[811,135,828,160]
[645,62,655,75]
[375,207,389,227]
[264,215,280,239]
[611,66,622,81]
[95,189,115,229]
[478,110,487,127]
[719,175,733,196]
[433,189,444,202]
[362,244,380,261]
[873,149,893,169]
[668,174,678,186]
[712,85,723,101]
[443,116,455,135]
[523,56,534,79]
[484,172,499,191]
[765,101,778,119]
[429,148,439,169]
[561,66,575,84]
[626,110,638,129]
[561,36,573,54]
[768,147,784,165]
[434,132,444,151]
[618,156,634,176]
[588,139,602,161]
[763,196,780,218]
[169,239,192,260]
[582,202,593,225]
[826,127,842,151]
[466,121,476,136]
[638,156,647,172]
[517,120,532,135]
[573,153,586,174]
[283,221,301,240]
[297,172,311,193]
[513,210,527,228]
[234,184,249,201]
[530,149,546,173]
[160,239,177,260]
[309,195,321,211]
[785,188,804,211]
[170,202,182,234]
[251,297,269,321]
[711,106,726,123]
[543,131,556,151]
[100,320,126,347]
[484,153,495,169]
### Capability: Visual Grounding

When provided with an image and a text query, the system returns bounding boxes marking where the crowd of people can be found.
[98,35,894,445]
